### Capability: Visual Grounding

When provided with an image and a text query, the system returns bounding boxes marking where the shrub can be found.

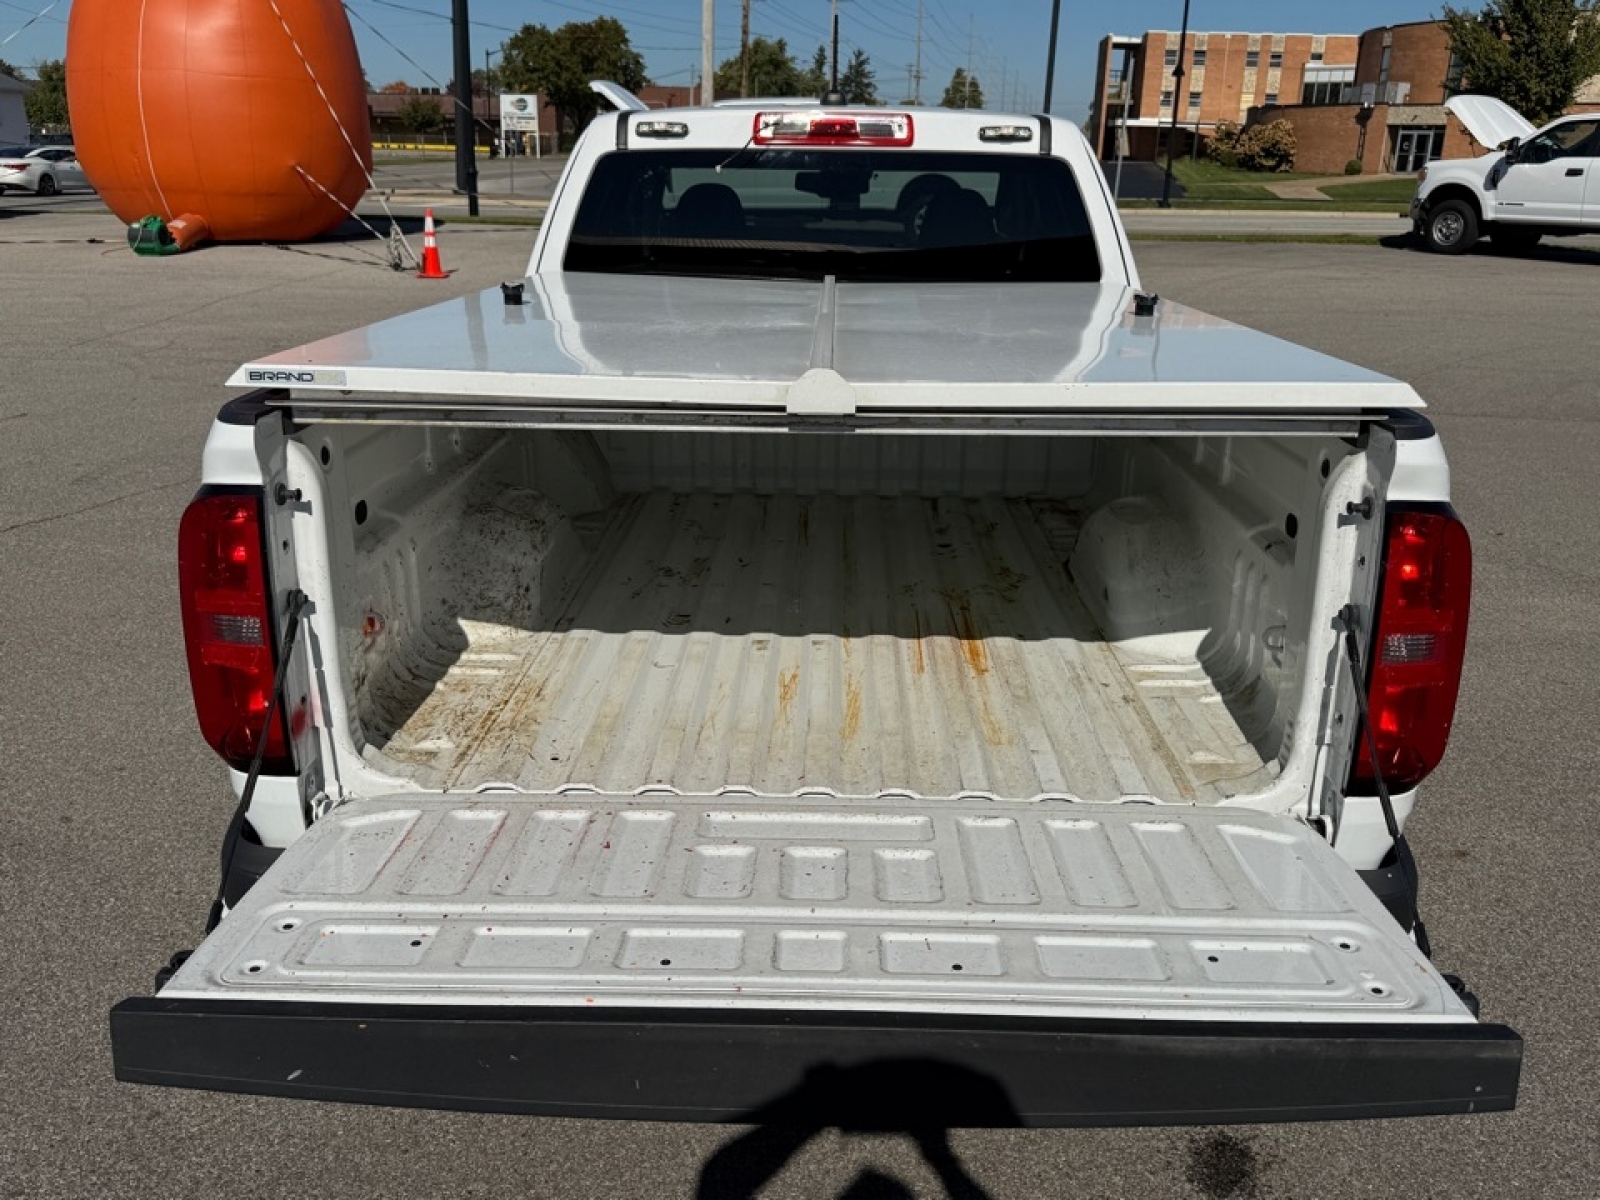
[1344,158,1365,176]
[1234,119,1298,173]
[1207,120,1242,167]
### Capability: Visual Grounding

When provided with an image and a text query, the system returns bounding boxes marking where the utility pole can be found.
[1159,0,1192,209]
[739,0,751,98]
[966,17,974,108]
[451,0,477,216]
[1042,0,1061,113]
[913,0,924,105]
[701,0,715,105]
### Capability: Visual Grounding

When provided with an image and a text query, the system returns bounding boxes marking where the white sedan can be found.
[0,145,90,195]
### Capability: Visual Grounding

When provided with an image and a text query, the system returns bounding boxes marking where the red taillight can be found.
[809,118,858,138]
[753,111,915,146]
[178,490,292,773]
[1348,505,1472,794]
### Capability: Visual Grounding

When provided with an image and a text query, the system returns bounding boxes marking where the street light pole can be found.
[701,0,715,105]
[1042,0,1062,113]
[1159,0,1192,209]
[485,47,503,173]
[451,0,478,216]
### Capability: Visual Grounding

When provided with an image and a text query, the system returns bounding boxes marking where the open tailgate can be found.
[113,796,1520,1124]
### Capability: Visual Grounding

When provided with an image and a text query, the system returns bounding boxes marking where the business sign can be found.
[499,93,540,131]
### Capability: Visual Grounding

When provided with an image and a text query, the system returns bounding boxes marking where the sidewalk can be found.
[1119,207,1412,237]
[1262,172,1413,201]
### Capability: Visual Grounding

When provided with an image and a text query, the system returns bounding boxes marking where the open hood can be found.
[1445,95,1537,151]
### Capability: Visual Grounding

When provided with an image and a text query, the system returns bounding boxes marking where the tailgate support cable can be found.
[207,588,310,932]
[1337,603,1431,959]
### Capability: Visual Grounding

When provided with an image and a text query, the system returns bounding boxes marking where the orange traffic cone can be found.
[416,208,450,279]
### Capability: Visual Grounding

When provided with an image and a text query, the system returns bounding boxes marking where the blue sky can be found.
[5,0,1443,121]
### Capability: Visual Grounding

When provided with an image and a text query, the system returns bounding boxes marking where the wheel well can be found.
[1424,185,1483,222]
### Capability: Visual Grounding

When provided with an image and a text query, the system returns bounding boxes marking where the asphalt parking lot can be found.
[2,209,1597,1200]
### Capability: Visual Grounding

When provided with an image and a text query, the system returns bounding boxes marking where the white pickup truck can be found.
[1413,94,1600,254]
[112,89,1520,1126]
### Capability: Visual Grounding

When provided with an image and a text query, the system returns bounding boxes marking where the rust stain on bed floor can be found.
[841,678,863,742]
[776,667,800,720]
[947,597,990,676]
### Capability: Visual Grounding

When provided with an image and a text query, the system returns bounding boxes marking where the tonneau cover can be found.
[229,275,1422,416]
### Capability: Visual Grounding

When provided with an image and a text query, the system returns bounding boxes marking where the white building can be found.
[0,73,29,143]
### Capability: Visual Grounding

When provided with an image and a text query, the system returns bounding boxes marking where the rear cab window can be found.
[564,148,1101,283]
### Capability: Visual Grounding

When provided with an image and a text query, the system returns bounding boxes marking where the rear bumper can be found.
[111,998,1521,1126]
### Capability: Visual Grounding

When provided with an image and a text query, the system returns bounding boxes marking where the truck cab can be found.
[1412,94,1600,253]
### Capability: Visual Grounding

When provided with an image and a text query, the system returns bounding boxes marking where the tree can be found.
[0,58,22,79]
[379,80,412,94]
[715,37,805,96]
[24,59,68,132]
[444,69,494,99]
[396,94,446,136]
[939,67,984,108]
[499,18,647,148]
[1442,0,1600,125]
[839,48,878,104]
[802,45,830,95]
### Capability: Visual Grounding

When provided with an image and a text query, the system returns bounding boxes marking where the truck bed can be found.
[365,490,1275,804]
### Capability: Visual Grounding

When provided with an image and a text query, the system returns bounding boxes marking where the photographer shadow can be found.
[696,1060,1016,1200]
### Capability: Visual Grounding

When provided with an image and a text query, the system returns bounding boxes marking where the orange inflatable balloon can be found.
[67,0,372,243]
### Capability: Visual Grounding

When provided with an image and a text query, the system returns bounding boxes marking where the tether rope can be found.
[267,0,417,263]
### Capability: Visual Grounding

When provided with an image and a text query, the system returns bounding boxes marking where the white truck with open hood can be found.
[112,89,1520,1126]
[1413,94,1600,253]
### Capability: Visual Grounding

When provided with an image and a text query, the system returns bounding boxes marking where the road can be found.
[2,210,1597,1200]
[21,164,1592,243]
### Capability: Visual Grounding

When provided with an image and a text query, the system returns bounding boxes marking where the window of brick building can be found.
[1264,92,1279,105]
[1246,49,1259,68]
[1301,66,1355,106]
[1165,49,1178,67]
[1191,49,1206,67]
[1160,90,1174,108]
[1269,51,1283,68]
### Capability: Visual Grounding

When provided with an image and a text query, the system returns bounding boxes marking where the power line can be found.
[0,0,60,49]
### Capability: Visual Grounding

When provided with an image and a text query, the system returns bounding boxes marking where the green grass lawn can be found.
[1170,160,1329,187]
[1135,160,1411,212]
[1318,178,1418,204]
[1166,160,1292,201]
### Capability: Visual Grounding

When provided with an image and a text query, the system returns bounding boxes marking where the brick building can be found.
[1091,30,1360,161]
[1253,21,1479,175]
[1093,20,1600,173]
